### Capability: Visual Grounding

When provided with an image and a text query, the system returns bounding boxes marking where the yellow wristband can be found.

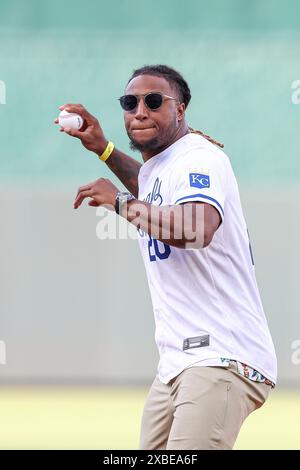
[99,141,115,162]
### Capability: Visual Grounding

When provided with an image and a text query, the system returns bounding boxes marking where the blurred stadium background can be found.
[0,0,299,449]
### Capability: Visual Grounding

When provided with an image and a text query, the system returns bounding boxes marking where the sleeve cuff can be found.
[174,193,224,221]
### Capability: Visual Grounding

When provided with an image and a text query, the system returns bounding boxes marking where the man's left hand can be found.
[74,178,119,210]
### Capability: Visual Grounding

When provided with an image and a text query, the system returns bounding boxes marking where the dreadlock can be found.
[127,64,224,149]
[188,127,224,149]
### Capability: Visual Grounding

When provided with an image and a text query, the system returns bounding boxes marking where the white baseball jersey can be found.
[137,132,277,385]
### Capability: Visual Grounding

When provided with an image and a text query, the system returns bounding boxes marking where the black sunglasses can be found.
[118,92,177,111]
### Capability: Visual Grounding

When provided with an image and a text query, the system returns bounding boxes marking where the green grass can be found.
[0,387,299,449]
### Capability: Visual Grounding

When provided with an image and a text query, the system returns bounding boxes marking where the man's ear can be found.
[177,102,186,122]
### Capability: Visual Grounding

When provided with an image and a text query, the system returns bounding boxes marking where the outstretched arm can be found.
[55,104,141,197]
[73,178,221,249]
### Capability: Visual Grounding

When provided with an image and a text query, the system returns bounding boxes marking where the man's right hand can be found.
[54,104,108,156]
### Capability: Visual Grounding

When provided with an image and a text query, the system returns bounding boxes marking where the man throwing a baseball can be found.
[55,64,277,450]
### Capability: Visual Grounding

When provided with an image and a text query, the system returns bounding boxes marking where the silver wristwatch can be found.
[115,191,136,216]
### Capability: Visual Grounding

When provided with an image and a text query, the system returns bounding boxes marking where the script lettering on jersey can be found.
[144,177,163,206]
[138,177,163,238]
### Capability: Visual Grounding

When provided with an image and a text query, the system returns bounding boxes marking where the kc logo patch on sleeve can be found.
[189,173,210,189]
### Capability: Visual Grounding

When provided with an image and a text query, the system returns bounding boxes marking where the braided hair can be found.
[127,64,224,149]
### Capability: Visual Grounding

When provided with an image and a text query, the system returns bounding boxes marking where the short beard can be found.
[128,136,160,152]
[127,117,178,153]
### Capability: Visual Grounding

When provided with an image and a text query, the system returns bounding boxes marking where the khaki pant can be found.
[139,361,272,450]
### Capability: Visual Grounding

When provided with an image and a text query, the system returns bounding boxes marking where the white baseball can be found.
[58,110,84,130]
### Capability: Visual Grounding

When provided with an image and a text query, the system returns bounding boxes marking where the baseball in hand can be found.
[58,110,84,130]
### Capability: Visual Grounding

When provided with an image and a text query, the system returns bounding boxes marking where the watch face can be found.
[118,192,134,203]
[115,192,135,215]
[119,193,130,202]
